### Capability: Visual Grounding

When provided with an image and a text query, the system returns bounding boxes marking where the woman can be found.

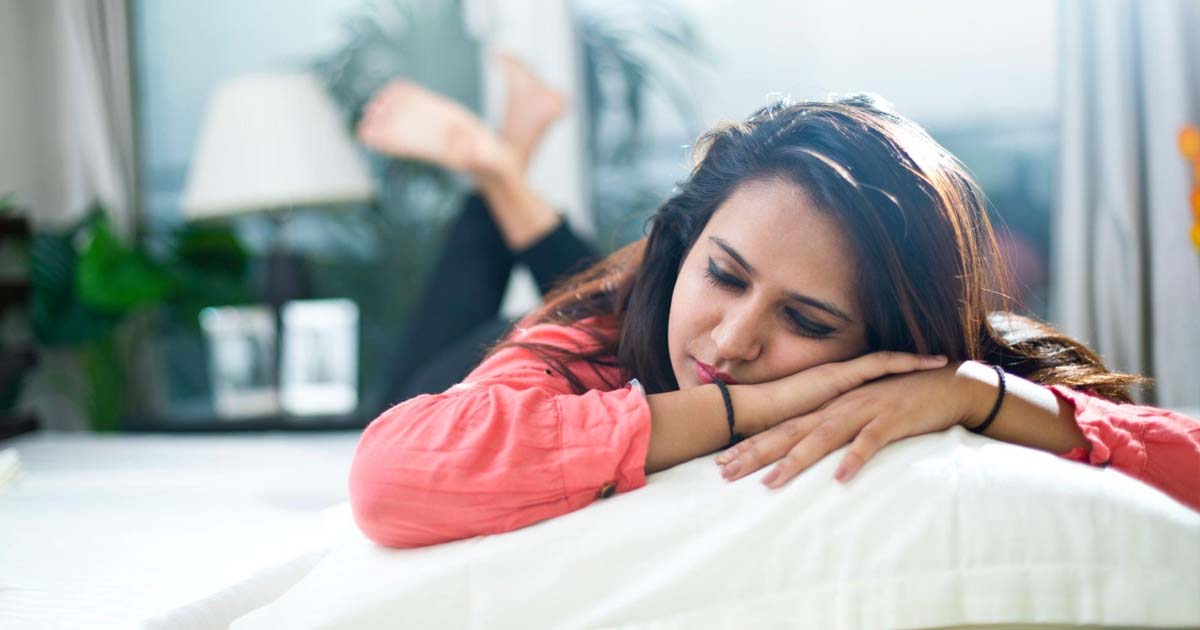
[352,65,1200,548]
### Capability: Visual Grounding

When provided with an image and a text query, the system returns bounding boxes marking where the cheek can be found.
[667,275,694,349]
[768,340,839,375]
[668,265,716,351]
[765,336,866,380]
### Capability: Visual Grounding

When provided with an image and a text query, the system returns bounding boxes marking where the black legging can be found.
[384,191,599,406]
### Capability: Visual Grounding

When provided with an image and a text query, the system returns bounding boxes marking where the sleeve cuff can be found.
[1048,385,1148,476]
[555,385,652,510]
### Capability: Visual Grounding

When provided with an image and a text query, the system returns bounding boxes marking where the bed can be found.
[1,426,1197,630]
[0,431,361,629]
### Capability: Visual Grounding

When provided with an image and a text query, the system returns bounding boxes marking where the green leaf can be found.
[29,230,116,345]
[76,212,173,313]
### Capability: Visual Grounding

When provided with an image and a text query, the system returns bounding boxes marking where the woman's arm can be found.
[957,362,1200,512]
[351,322,945,548]
[349,325,653,548]
[647,352,949,474]
[710,360,1197,512]
[954,361,1093,455]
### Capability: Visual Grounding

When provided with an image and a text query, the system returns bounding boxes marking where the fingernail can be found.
[761,468,780,486]
[714,453,729,465]
[834,464,848,481]
[720,461,741,479]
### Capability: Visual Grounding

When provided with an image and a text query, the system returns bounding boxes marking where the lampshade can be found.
[181,73,375,220]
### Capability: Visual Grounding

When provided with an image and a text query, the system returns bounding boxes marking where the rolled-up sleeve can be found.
[348,323,652,548]
[1050,385,1200,513]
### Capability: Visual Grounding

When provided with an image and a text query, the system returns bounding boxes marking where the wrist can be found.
[952,360,1001,429]
[728,382,774,436]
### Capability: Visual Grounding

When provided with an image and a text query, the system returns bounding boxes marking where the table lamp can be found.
[181,71,375,310]
[181,72,374,418]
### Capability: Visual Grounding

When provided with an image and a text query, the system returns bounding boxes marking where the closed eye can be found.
[703,258,835,340]
[704,258,745,290]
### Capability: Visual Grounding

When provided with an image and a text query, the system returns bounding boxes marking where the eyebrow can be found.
[709,236,854,323]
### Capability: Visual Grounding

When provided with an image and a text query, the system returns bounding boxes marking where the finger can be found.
[717,414,822,481]
[713,433,756,465]
[833,422,893,483]
[852,351,947,386]
[714,414,791,464]
[761,417,858,488]
[868,350,948,375]
[724,411,825,464]
[815,352,943,402]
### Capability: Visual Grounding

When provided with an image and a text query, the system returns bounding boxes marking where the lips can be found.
[693,358,737,385]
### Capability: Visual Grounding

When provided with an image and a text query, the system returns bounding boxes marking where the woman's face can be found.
[668,177,868,389]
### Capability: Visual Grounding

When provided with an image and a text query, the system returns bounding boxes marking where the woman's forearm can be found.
[645,383,773,474]
[644,354,951,474]
[956,361,1092,455]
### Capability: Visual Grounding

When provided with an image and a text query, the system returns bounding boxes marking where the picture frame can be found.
[279,298,359,416]
[199,304,280,419]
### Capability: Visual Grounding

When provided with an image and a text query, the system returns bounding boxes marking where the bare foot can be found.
[497,52,568,172]
[356,80,515,179]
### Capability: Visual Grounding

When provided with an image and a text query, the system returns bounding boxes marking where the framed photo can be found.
[279,299,358,416]
[199,304,279,419]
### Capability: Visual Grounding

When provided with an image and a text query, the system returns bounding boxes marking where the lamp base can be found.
[263,248,313,312]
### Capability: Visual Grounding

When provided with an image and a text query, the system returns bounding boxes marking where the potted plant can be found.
[29,204,253,431]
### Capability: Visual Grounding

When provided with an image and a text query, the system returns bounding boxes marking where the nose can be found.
[711,302,764,363]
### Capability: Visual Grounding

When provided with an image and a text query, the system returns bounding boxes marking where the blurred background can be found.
[0,0,1197,434]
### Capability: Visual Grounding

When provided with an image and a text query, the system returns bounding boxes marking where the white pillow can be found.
[232,426,1200,630]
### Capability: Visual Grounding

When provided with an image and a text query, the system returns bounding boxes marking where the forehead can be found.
[702,178,858,312]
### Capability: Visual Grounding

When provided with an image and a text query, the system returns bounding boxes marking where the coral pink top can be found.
[348,315,1200,548]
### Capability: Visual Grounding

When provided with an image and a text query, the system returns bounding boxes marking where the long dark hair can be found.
[484,94,1145,402]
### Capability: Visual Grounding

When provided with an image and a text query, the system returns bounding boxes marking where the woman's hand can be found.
[716,362,982,487]
[741,351,949,436]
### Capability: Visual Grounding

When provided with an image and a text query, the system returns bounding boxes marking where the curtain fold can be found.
[1054,0,1200,406]
[48,0,137,241]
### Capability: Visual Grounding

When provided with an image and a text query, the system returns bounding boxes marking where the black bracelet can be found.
[968,364,1006,435]
[712,378,743,447]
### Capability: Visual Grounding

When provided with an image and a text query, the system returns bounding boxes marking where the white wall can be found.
[680,0,1057,129]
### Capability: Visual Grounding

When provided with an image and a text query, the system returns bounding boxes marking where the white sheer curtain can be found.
[1054,0,1200,407]
[7,0,140,431]
[43,0,137,241]
[463,0,591,319]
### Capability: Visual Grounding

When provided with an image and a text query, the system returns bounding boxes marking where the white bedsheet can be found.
[0,430,361,630]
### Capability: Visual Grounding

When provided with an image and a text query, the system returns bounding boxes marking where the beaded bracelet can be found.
[712,378,744,447]
[968,364,1007,435]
